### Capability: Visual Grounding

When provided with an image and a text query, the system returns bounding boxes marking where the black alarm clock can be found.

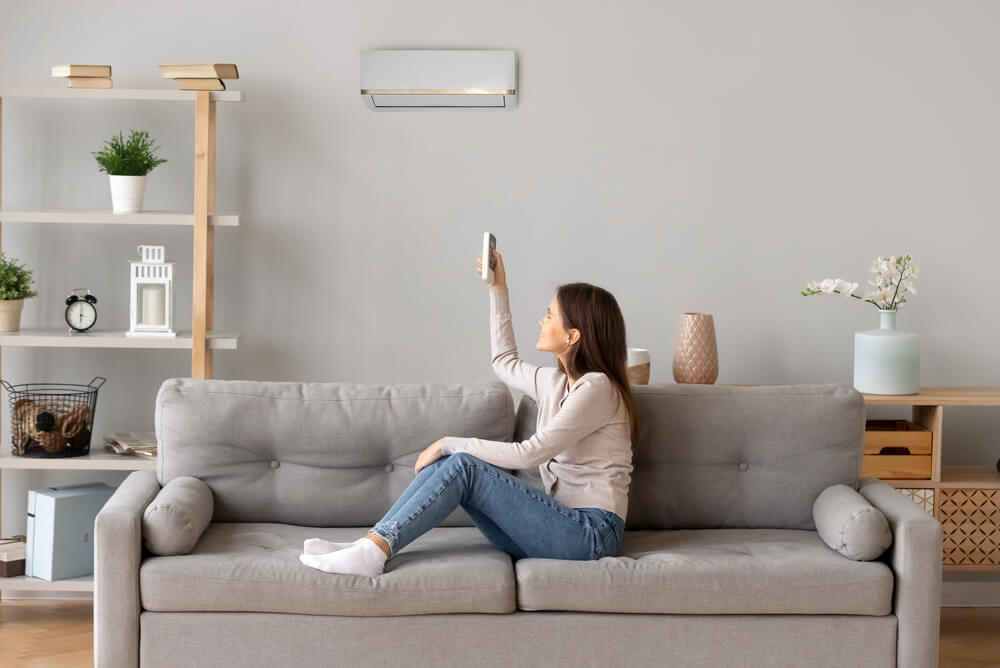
[65,288,98,333]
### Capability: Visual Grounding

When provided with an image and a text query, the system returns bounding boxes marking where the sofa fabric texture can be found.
[813,482,892,560]
[142,475,215,556]
[94,379,943,668]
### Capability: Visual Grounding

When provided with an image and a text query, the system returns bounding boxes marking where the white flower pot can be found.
[0,299,25,332]
[109,175,147,213]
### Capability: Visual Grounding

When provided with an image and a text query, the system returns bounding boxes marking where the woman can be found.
[300,250,640,577]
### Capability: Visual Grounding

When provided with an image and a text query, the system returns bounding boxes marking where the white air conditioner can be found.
[360,49,517,110]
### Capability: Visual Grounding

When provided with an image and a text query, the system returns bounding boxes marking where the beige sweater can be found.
[441,288,633,520]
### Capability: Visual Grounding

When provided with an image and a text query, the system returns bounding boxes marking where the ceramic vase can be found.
[853,309,919,395]
[673,313,718,384]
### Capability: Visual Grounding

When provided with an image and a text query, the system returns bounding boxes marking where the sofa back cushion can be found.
[515,383,864,530]
[154,378,513,526]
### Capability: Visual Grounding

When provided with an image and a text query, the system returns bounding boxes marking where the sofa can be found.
[95,378,942,668]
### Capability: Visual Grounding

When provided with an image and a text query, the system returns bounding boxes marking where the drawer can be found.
[938,488,1000,566]
[896,488,935,516]
[863,419,933,479]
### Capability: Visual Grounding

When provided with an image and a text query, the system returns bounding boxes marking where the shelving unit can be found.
[0,86,242,597]
[862,387,1000,571]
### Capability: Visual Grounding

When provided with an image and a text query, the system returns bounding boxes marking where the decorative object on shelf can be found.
[127,245,176,338]
[159,63,238,91]
[627,348,650,385]
[64,288,98,333]
[104,431,157,458]
[0,251,39,332]
[51,64,112,89]
[802,254,920,395]
[91,129,168,213]
[1,377,105,457]
[672,313,719,384]
[0,535,27,578]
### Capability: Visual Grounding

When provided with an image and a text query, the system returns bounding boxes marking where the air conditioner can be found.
[360,49,517,110]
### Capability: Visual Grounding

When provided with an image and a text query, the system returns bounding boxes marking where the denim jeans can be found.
[370,452,625,561]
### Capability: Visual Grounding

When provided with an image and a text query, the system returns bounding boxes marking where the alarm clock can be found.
[65,288,98,333]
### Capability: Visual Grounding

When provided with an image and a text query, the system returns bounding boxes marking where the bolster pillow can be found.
[813,483,892,561]
[142,476,214,555]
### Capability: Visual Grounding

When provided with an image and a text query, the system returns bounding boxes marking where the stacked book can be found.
[104,431,158,458]
[51,64,112,89]
[1,536,26,577]
[160,63,239,91]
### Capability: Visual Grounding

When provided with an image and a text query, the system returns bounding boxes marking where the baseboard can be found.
[1,591,93,601]
[942,580,1000,607]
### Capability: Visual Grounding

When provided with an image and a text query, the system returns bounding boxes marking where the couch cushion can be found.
[140,524,515,616]
[154,379,513,526]
[514,384,865,530]
[515,528,893,615]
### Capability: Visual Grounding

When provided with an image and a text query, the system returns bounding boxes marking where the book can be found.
[159,63,239,79]
[104,432,158,457]
[67,77,113,89]
[175,77,225,91]
[51,64,111,78]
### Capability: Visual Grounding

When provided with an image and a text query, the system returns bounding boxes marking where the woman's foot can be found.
[299,537,388,576]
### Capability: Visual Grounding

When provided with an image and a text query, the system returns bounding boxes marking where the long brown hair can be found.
[554,282,640,447]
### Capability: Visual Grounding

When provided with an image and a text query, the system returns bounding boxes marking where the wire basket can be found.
[1,377,105,458]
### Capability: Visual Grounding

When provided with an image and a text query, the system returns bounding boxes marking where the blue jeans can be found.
[370,453,625,561]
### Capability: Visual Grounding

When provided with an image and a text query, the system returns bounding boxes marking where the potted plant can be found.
[92,129,167,213]
[0,252,39,332]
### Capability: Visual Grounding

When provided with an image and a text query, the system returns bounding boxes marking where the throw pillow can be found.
[142,476,214,556]
[813,483,892,561]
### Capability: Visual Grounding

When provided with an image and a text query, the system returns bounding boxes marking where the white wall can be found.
[1,0,998,600]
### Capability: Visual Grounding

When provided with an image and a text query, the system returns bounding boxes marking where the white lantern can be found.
[126,244,176,338]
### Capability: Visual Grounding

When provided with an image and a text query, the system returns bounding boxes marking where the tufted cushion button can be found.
[384,464,395,473]
[270,460,280,469]
[738,461,749,472]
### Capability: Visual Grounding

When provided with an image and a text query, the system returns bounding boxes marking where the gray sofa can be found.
[95,379,942,668]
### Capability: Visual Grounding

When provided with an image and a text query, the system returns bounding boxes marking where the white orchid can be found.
[802,254,918,310]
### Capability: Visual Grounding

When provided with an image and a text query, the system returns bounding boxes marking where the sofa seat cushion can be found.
[515,529,893,615]
[140,523,516,616]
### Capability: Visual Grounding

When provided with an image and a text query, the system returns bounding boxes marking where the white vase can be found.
[0,298,24,332]
[108,175,146,213]
[853,309,919,395]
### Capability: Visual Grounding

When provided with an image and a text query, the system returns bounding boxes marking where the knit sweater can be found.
[441,288,633,520]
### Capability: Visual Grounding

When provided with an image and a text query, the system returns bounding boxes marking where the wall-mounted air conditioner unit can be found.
[360,49,517,110]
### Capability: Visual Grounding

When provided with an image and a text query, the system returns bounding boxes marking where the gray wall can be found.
[2,1,998,598]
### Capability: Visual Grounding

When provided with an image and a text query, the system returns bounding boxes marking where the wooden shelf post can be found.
[192,92,215,379]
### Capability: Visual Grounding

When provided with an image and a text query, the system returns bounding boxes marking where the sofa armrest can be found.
[94,470,162,668]
[858,477,942,668]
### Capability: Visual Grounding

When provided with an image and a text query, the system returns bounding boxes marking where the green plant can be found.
[0,252,39,301]
[92,129,168,176]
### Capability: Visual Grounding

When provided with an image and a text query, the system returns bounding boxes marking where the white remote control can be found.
[482,232,497,284]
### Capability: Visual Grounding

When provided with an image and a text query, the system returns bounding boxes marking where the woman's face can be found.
[537,295,578,354]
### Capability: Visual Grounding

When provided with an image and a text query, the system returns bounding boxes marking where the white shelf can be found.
[0,329,239,349]
[0,574,93,592]
[0,210,239,226]
[0,447,155,471]
[0,88,242,102]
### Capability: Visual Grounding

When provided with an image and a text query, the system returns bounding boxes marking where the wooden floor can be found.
[0,601,997,666]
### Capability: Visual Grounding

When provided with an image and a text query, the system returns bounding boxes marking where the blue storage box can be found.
[26,482,116,580]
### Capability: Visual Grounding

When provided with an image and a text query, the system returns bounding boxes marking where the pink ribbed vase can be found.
[672,313,719,384]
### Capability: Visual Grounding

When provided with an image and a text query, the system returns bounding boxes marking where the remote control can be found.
[482,232,497,284]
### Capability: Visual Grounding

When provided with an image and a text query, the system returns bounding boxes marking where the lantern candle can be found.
[142,285,165,325]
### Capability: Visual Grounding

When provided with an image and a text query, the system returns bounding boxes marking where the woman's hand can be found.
[476,250,507,290]
[415,439,445,474]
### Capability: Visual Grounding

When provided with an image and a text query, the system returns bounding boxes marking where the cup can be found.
[627,348,651,385]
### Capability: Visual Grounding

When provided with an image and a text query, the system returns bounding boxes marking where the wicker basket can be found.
[1,377,105,458]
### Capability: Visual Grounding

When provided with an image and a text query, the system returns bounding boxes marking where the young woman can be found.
[300,250,640,577]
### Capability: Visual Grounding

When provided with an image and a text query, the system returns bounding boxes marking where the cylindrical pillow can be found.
[813,483,892,561]
[142,476,214,556]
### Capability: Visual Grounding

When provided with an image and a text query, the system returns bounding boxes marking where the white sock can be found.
[299,537,388,577]
[303,537,365,555]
